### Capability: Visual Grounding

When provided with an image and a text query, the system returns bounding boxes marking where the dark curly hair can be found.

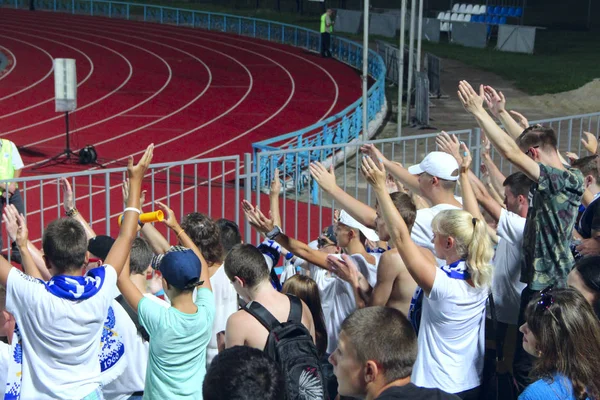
[180,213,224,265]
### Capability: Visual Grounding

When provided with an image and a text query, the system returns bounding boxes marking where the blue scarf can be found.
[408,260,470,333]
[4,325,22,400]
[44,267,106,300]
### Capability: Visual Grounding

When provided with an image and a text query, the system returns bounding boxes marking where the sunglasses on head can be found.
[317,237,335,249]
[536,285,555,312]
[522,124,543,134]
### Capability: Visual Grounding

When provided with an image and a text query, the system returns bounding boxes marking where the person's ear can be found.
[234,276,245,288]
[431,176,439,186]
[585,174,594,188]
[161,277,169,290]
[517,194,527,205]
[446,236,454,250]
[364,360,379,384]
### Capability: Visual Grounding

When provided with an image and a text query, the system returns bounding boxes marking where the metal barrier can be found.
[425,53,442,98]
[0,157,241,253]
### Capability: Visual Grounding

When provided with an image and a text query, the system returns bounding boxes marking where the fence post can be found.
[243,153,253,243]
[126,3,129,19]
[104,173,111,235]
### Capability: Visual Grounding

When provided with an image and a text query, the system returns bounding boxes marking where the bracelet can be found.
[123,207,142,214]
[66,208,79,218]
[176,229,185,238]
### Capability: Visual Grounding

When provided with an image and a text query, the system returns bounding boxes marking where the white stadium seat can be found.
[457,13,465,21]
[440,22,450,32]
[463,13,471,22]
[437,11,445,20]
[458,4,467,13]
[443,12,451,21]
[452,3,460,12]
[479,5,486,14]
[465,4,474,13]
[450,12,459,21]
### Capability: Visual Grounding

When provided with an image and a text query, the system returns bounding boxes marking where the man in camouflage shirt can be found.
[456,81,584,392]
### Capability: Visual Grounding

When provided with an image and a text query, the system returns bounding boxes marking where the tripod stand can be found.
[33,112,86,170]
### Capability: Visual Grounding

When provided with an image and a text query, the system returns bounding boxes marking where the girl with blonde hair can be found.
[360,155,493,400]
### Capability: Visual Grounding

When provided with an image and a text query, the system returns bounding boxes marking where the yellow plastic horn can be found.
[118,210,164,226]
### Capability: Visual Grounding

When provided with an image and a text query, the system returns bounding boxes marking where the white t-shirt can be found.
[206,264,238,366]
[492,209,527,325]
[6,266,118,399]
[0,341,10,399]
[411,204,462,251]
[412,265,488,393]
[309,253,379,355]
[102,300,147,400]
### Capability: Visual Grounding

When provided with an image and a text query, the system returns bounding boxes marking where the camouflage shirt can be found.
[520,163,584,290]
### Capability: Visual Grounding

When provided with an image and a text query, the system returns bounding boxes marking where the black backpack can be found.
[245,294,328,400]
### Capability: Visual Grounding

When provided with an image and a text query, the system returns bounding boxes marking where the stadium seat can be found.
[514,7,523,17]
[441,22,450,32]
[465,4,474,14]
[499,16,507,24]
[507,7,516,16]
[457,13,465,21]
[458,4,467,13]
[444,12,451,21]
[493,6,501,15]
[437,11,445,20]
[487,6,494,15]
[500,7,508,16]
[491,15,499,24]
[463,14,472,22]
[479,5,486,14]
[484,15,492,24]
[471,14,480,22]
[452,3,460,12]
[450,12,459,21]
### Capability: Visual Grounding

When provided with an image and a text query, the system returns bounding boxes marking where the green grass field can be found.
[124,1,599,95]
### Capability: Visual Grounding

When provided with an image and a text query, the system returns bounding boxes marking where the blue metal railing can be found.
[1,0,386,193]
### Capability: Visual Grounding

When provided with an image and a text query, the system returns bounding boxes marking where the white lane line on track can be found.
[0,45,17,82]
[0,35,53,102]
[0,23,170,142]
[0,29,94,119]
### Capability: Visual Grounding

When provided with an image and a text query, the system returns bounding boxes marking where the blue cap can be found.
[154,246,202,291]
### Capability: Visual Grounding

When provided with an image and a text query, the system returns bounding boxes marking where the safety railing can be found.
[0,157,241,255]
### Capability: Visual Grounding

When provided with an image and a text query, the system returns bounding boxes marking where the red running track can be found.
[0,9,355,244]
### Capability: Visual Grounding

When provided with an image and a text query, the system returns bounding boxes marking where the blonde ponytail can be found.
[431,210,493,288]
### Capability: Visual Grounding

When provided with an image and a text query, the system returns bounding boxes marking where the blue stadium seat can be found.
[499,16,507,24]
[487,6,494,15]
[507,7,516,17]
[472,15,482,22]
[514,7,523,17]
[493,6,501,15]
[485,15,492,24]
[491,16,499,24]
[500,7,508,16]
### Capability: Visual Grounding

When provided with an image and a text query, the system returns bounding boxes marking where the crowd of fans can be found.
[0,81,599,400]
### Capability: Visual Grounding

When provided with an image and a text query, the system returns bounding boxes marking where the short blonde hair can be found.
[431,209,493,288]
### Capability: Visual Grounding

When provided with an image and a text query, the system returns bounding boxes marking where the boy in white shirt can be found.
[0,144,153,399]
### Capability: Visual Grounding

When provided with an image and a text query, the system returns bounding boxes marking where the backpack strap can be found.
[286,294,303,323]
[245,301,281,333]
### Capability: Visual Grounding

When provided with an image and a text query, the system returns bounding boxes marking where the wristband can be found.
[155,289,165,297]
[176,229,185,238]
[65,208,79,218]
[123,207,142,214]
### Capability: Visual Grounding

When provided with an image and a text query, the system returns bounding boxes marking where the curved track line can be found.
[1,28,173,141]
[0,45,17,82]
[0,28,95,119]
[0,35,54,102]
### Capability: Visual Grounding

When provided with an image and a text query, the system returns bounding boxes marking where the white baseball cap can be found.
[338,210,380,242]
[407,152,459,181]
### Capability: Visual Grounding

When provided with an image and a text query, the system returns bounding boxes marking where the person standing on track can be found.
[0,139,25,262]
[320,9,335,58]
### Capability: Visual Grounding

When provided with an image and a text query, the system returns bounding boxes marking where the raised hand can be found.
[509,110,529,130]
[458,81,485,115]
[581,131,598,154]
[436,131,462,164]
[122,179,146,209]
[361,155,387,191]
[242,200,274,234]
[481,133,491,159]
[483,85,506,117]
[60,178,74,212]
[327,254,359,286]
[2,204,19,244]
[155,201,178,230]
[309,162,337,193]
[565,152,579,164]
[127,144,154,182]
[270,168,282,197]
[360,143,387,164]
[460,142,472,173]
[14,212,28,249]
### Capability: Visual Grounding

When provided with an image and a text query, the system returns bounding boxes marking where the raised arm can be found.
[269,168,283,229]
[156,201,211,291]
[327,254,370,308]
[468,171,504,222]
[362,156,437,294]
[309,162,377,228]
[483,85,525,140]
[360,144,421,194]
[459,81,540,181]
[242,200,329,270]
[61,178,97,240]
[105,144,154,276]
[480,133,507,195]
